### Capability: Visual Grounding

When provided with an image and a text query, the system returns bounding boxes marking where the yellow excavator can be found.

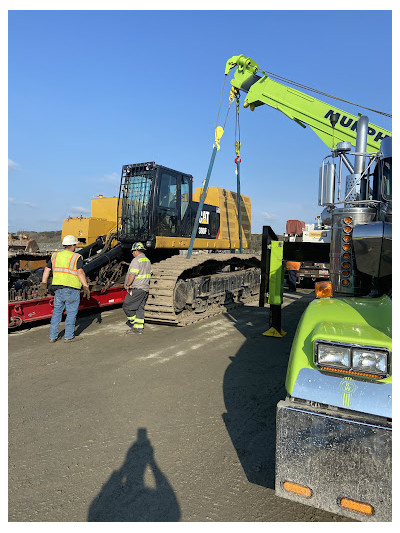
[58,165,258,326]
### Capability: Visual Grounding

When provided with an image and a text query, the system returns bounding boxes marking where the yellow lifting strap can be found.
[235,140,241,157]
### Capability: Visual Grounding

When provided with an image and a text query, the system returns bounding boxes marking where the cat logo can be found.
[200,210,210,225]
[339,377,357,407]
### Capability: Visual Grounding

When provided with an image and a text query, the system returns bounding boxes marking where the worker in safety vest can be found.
[123,242,152,334]
[285,260,301,292]
[39,235,90,342]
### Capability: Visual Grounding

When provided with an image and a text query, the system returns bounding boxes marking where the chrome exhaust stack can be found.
[345,116,369,203]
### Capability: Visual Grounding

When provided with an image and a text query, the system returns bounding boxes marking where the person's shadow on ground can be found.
[74,311,102,337]
[88,428,181,522]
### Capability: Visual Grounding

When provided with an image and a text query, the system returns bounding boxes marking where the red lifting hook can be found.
[235,156,242,164]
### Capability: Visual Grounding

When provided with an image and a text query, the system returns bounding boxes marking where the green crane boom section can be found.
[225,55,391,152]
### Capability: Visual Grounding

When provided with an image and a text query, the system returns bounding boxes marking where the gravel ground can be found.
[8,290,353,522]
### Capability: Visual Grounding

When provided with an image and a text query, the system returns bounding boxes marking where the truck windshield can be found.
[121,174,152,239]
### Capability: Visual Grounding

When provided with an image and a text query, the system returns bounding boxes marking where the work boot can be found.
[126,328,143,335]
[64,337,78,343]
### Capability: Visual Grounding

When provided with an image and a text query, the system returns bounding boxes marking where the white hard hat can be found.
[62,235,78,246]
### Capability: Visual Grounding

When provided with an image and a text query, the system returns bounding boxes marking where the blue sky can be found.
[8,8,392,235]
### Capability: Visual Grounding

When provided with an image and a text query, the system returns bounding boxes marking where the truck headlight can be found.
[352,348,388,375]
[316,343,350,369]
[314,341,390,378]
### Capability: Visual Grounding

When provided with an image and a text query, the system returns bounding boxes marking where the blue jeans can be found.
[287,270,298,291]
[50,287,81,340]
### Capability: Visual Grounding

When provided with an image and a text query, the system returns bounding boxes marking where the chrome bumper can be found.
[275,399,392,521]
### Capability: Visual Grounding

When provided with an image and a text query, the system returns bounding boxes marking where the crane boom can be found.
[225,55,391,151]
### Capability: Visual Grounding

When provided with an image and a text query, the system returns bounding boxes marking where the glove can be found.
[83,286,90,300]
[38,282,47,298]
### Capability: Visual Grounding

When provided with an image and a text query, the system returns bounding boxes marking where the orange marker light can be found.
[344,225,352,233]
[342,270,350,277]
[343,235,351,242]
[343,252,350,259]
[342,262,350,268]
[342,279,350,286]
[283,481,312,498]
[320,366,384,379]
[344,216,353,224]
[340,498,374,516]
[343,244,351,251]
[315,281,333,298]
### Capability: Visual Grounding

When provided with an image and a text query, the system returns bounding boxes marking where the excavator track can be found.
[145,253,261,326]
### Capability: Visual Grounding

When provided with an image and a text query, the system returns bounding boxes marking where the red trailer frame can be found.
[8,286,127,329]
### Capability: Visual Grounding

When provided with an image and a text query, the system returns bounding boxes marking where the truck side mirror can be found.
[318,163,335,206]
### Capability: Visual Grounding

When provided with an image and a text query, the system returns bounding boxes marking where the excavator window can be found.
[157,171,178,235]
[121,172,152,240]
[159,172,177,209]
[181,178,190,219]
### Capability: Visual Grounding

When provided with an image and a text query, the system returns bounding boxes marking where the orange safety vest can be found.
[285,261,301,271]
[51,250,82,289]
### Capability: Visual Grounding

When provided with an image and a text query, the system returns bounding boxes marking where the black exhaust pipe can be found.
[78,236,106,259]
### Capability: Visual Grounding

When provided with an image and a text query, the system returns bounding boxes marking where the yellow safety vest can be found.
[51,250,82,289]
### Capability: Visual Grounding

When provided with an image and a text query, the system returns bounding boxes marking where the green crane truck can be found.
[274,121,392,521]
[225,55,392,521]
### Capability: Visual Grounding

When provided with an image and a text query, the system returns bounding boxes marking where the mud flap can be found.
[275,399,392,521]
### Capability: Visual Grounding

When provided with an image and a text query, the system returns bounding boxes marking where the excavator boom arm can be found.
[225,55,391,151]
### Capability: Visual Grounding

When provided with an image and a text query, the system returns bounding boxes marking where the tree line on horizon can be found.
[11,230,264,250]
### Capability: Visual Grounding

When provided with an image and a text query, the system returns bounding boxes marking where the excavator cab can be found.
[117,162,210,247]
